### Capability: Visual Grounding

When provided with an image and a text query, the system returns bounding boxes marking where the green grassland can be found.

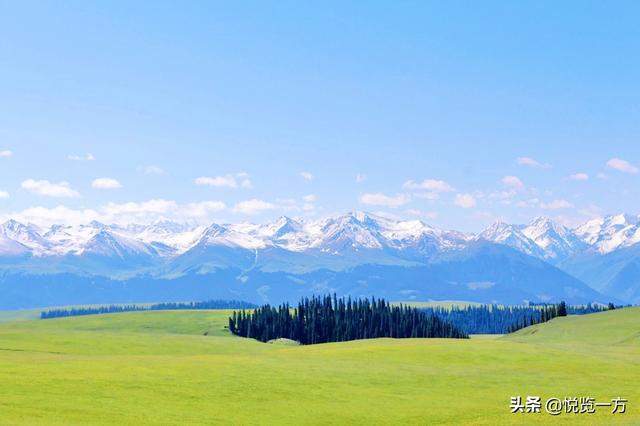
[0,307,638,425]
[0,308,41,323]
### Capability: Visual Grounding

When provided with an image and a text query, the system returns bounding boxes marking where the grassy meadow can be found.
[0,307,638,425]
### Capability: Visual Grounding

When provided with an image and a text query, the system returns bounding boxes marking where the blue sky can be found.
[0,1,639,231]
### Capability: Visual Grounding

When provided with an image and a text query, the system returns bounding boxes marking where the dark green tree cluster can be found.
[41,304,145,319]
[568,302,610,315]
[41,299,256,319]
[149,300,256,311]
[419,305,556,334]
[506,302,567,333]
[418,301,614,334]
[228,295,468,344]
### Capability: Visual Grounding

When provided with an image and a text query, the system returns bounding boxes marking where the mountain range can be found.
[1,212,639,309]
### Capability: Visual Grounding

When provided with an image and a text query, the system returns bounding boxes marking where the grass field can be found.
[0,307,638,425]
[0,308,41,323]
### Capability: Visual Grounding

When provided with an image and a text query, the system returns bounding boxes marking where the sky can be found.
[0,1,639,231]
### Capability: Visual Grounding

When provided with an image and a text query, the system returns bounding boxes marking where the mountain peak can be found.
[0,210,638,264]
[350,210,373,223]
[479,221,520,236]
[87,220,108,229]
[2,218,24,228]
[574,212,640,253]
[609,213,638,226]
[528,216,554,226]
[477,221,545,258]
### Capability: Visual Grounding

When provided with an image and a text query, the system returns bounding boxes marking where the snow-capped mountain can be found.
[0,233,30,257]
[132,220,205,253]
[43,221,106,255]
[80,229,160,260]
[0,219,50,255]
[313,213,385,253]
[0,211,639,308]
[522,217,587,261]
[574,213,640,254]
[1,212,639,262]
[476,221,547,259]
[476,217,593,263]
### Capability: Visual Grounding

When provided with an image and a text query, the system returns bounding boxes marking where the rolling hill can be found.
[0,307,637,424]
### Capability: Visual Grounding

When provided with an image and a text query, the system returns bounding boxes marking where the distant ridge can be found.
[0,211,638,307]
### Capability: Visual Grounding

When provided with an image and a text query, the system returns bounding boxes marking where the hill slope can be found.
[0,308,637,424]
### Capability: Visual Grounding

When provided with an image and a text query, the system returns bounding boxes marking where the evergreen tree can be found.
[557,301,567,317]
[41,299,256,319]
[229,295,468,344]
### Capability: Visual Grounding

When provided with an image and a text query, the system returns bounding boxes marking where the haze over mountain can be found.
[0,211,638,308]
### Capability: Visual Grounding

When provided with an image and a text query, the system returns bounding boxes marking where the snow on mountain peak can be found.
[575,213,640,254]
[259,216,302,238]
[477,221,522,241]
[80,229,157,259]
[0,211,638,262]
[0,219,50,255]
[522,217,585,260]
[313,213,384,252]
[477,221,545,258]
[195,223,267,250]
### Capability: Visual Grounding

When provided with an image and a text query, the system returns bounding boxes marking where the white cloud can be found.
[275,198,300,212]
[300,171,314,181]
[578,204,602,219]
[140,165,165,175]
[454,193,476,209]
[103,199,226,221]
[195,173,252,189]
[68,153,95,161]
[356,173,367,183]
[540,199,573,210]
[489,189,517,201]
[569,173,589,181]
[405,209,438,220]
[0,150,13,158]
[516,198,540,208]
[268,197,316,214]
[359,193,409,208]
[606,158,638,174]
[403,179,454,192]
[501,175,524,189]
[473,211,498,222]
[413,192,440,200]
[3,205,100,227]
[101,199,178,219]
[92,178,122,189]
[0,190,9,199]
[195,175,236,188]
[240,179,253,188]
[596,172,608,180]
[2,199,227,227]
[516,157,551,169]
[21,179,79,198]
[233,199,276,215]
[182,201,227,218]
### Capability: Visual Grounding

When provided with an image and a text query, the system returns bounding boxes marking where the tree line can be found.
[505,302,567,333]
[421,301,616,334]
[228,295,468,344]
[40,299,257,319]
[418,302,563,334]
